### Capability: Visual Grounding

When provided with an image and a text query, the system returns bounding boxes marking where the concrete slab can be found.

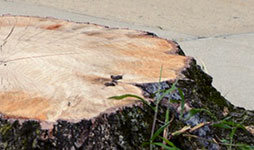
[0,0,194,41]
[0,0,253,110]
[6,0,254,37]
[179,33,254,110]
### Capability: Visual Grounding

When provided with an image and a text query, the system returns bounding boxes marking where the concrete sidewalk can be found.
[1,0,253,109]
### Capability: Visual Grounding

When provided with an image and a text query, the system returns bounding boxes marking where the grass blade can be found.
[159,65,163,83]
[142,142,150,147]
[178,88,185,120]
[236,143,254,150]
[153,142,178,150]
[108,94,155,111]
[163,108,170,145]
[213,120,245,130]
[212,122,232,129]
[165,108,170,123]
[151,121,171,141]
[158,136,176,147]
[157,82,177,103]
[186,108,218,121]
[150,65,164,150]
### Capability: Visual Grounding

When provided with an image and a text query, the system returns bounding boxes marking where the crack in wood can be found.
[0,25,15,51]
[3,52,85,63]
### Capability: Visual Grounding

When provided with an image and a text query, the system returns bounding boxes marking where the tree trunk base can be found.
[0,15,253,150]
[1,58,253,150]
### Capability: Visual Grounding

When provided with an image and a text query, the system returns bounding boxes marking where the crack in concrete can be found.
[175,31,254,42]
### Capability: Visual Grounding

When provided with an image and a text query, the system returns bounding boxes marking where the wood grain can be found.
[0,15,190,122]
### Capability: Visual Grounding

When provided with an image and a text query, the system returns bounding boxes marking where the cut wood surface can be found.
[0,15,190,122]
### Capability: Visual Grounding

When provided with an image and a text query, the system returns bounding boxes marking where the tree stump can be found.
[0,15,253,150]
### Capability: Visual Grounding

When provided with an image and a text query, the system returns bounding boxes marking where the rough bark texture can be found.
[0,15,253,150]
